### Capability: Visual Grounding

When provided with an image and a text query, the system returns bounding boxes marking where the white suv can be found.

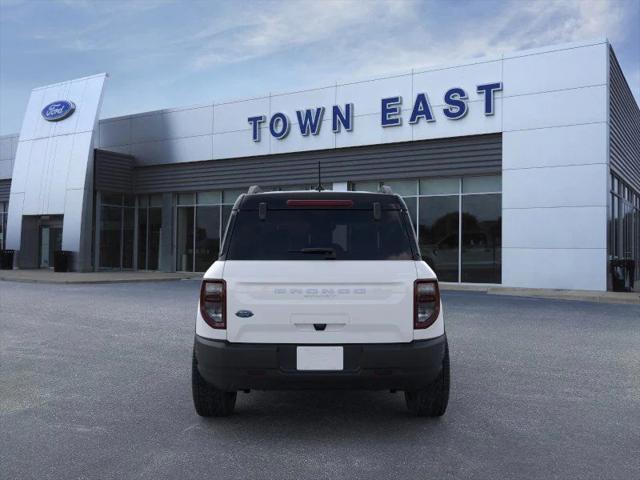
[192,187,450,417]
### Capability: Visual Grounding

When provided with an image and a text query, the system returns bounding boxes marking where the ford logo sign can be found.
[235,310,254,318]
[41,100,76,122]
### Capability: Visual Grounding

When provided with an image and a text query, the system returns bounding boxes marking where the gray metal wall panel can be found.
[0,179,11,202]
[609,47,640,193]
[133,134,501,193]
[94,149,134,193]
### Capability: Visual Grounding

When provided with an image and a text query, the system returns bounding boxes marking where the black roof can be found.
[236,190,407,210]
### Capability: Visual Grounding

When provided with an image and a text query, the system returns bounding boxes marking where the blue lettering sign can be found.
[296,107,325,136]
[332,104,353,133]
[247,115,266,142]
[247,81,502,140]
[443,88,468,120]
[409,93,435,124]
[476,82,503,116]
[381,96,402,127]
[269,112,290,139]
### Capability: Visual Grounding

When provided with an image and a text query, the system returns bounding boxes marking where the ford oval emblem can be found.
[235,310,254,318]
[41,100,76,122]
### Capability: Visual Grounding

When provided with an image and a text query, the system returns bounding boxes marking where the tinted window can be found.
[226,209,414,260]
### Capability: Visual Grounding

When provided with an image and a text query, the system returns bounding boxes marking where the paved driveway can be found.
[1,280,638,479]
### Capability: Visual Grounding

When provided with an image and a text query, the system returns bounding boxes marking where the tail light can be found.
[200,280,226,329]
[414,279,440,329]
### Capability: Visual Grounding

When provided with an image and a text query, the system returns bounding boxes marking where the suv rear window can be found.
[225,209,415,260]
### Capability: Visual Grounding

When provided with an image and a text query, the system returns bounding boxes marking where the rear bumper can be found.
[194,334,447,391]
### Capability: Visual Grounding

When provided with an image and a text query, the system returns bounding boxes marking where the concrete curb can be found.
[0,276,202,285]
[0,271,202,284]
[440,283,640,305]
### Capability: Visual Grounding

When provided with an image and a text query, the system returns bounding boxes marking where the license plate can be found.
[296,346,344,371]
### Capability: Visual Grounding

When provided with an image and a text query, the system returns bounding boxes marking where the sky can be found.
[0,0,639,135]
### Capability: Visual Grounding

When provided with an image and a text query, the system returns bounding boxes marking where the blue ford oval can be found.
[41,100,76,122]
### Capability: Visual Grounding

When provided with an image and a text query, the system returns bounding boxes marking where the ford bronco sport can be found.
[192,186,450,417]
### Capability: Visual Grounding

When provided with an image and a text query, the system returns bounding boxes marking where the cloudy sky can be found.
[0,0,638,135]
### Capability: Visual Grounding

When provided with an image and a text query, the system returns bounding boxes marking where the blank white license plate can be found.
[296,346,344,371]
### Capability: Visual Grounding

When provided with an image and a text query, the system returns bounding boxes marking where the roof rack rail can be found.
[378,185,393,195]
[247,185,263,195]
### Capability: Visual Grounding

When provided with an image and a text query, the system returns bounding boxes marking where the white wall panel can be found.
[214,97,270,134]
[336,74,412,117]
[503,85,607,131]
[335,113,412,148]
[503,163,607,209]
[212,128,270,159]
[5,192,24,247]
[412,99,501,141]
[6,73,106,263]
[32,83,68,140]
[130,135,213,165]
[72,75,106,133]
[99,118,131,147]
[48,135,73,213]
[413,60,502,103]
[270,86,336,118]
[502,248,607,291]
[0,136,17,160]
[503,44,607,97]
[65,131,93,190]
[270,118,334,154]
[503,206,607,250]
[18,88,44,142]
[163,106,213,139]
[503,123,607,170]
[61,188,84,251]
[21,138,48,214]
[131,113,165,143]
[0,160,12,179]
[51,80,86,137]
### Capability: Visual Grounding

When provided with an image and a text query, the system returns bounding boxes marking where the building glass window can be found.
[136,194,163,270]
[98,193,135,270]
[461,194,502,283]
[195,206,221,272]
[99,203,123,269]
[176,188,248,272]
[0,202,7,250]
[176,205,195,271]
[608,173,640,290]
[419,195,459,282]
[350,175,502,284]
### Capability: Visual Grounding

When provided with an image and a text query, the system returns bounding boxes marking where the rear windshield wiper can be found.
[288,247,337,259]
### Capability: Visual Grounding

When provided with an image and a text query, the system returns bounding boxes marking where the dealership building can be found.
[0,39,638,291]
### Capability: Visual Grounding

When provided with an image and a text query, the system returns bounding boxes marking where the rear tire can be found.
[405,341,450,417]
[192,350,237,417]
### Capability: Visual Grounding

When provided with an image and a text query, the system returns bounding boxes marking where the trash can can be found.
[610,258,634,292]
[0,249,14,270]
[53,250,72,272]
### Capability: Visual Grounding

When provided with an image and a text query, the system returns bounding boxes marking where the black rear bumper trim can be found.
[194,334,447,391]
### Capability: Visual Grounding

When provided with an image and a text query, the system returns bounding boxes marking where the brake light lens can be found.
[200,280,226,329]
[414,279,440,329]
[286,199,354,207]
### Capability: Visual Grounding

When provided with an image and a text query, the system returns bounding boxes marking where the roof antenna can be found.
[316,161,324,191]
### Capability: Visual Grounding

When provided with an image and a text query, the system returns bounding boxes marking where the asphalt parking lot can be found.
[1,280,639,480]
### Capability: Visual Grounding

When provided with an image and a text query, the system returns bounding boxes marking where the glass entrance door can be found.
[39,225,62,268]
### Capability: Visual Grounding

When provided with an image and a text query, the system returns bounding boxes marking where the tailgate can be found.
[223,260,417,344]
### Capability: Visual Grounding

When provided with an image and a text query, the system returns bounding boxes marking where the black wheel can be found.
[405,342,450,417]
[192,350,237,417]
